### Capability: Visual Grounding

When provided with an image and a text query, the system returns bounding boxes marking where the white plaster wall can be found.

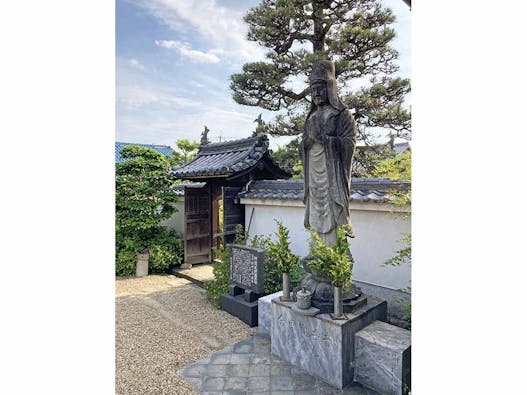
[243,200,411,291]
[159,201,185,235]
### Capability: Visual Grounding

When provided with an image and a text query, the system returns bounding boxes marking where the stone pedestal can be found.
[220,285,262,327]
[271,295,387,389]
[354,320,411,395]
[299,273,366,314]
[257,290,283,337]
[135,253,149,277]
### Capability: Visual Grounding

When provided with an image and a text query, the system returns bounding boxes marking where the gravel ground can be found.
[116,274,256,394]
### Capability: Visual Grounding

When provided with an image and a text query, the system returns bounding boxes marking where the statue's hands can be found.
[314,128,327,144]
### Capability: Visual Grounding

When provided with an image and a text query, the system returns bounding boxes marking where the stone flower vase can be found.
[136,249,149,278]
[333,286,344,318]
[282,272,291,300]
[296,287,312,310]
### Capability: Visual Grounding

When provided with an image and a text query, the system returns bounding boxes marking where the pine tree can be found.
[230,0,411,166]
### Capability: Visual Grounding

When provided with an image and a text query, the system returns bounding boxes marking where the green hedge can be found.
[205,225,305,307]
[115,227,183,277]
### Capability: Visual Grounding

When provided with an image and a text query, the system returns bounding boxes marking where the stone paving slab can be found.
[171,263,216,287]
[178,334,380,394]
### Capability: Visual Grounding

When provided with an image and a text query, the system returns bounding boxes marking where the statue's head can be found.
[309,60,345,112]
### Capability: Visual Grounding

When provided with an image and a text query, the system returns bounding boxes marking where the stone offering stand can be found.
[271,295,387,389]
[259,291,411,394]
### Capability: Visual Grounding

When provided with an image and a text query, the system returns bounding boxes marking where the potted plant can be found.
[308,225,353,318]
[269,220,300,301]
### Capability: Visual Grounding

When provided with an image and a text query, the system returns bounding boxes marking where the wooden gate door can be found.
[223,186,245,245]
[184,185,212,265]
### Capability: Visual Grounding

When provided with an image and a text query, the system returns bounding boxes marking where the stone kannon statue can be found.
[302,60,357,246]
[299,60,364,312]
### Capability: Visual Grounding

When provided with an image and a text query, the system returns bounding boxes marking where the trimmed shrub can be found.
[205,223,306,307]
[116,237,143,277]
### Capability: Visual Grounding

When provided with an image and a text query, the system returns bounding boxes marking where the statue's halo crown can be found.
[309,60,336,83]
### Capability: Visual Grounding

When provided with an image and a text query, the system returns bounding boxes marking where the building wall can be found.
[164,197,411,318]
[159,201,185,236]
[242,199,410,291]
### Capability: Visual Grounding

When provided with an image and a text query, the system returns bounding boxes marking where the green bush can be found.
[268,219,300,273]
[115,145,182,276]
[308,224,353,288]
[205,245,232,307]
[150,227,184,269]
[116,237,143,277]
[149,245,175,272]
[115,227,183,276]
[205,223,306,306]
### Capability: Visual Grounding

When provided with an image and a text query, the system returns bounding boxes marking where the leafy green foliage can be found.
[271,137,303,179]
[268,220,300,273]
[308,224,353,287]
[116,237,143,277]
[205,245,232,307]
[369,137,412,328]
[205,225,249,307]
[385,234,411,267]
[373,150,411,181]
[115,145,183,276]
[205,222,305,307]
[116,145,179,234]
[352,144,396,177]
[171,139,199,166]
[231,0,411,159]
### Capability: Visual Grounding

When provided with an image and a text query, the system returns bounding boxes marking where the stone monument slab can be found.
[220,244,265,327]
[271,295,387,389]
[229,244,264,294]
[354,320,411,395]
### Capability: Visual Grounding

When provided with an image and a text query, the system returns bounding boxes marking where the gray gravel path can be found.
[116,275,256,395]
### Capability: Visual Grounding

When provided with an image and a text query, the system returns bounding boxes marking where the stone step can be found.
[354,320,411,395]
[169,263,215,288]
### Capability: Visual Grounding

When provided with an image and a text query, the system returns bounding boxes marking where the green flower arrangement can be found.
[308,224,353,288]
[269,219,300,274]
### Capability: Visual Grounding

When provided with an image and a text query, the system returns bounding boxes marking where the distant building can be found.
[115,141,174,163]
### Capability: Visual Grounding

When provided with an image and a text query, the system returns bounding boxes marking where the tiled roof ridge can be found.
[170,134,287,179]
[198,135,267,155]
[238,178,411,203]
[245,178,410,187]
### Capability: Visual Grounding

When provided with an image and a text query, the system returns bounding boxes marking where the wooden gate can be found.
[184,185,212,265]
[223,186,245,245]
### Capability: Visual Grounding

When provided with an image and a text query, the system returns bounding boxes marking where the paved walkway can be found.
[178,334,379,395]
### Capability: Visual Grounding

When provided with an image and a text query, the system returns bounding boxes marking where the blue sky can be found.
[116,0,411,150]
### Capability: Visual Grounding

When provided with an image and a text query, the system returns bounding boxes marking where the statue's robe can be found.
[301,107,357,239]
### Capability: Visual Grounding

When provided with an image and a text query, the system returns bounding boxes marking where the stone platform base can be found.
[271,295,387,389]
[354,320,411,395]
[221,293,259,327]
[258,291,283,337]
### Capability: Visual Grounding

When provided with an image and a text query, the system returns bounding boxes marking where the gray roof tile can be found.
[171,135,289,180]
[238,178,410,204]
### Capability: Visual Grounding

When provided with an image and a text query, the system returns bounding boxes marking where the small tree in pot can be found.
[308,225,353,318]
[269,220,300,301]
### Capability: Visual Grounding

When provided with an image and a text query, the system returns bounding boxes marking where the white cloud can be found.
[189,80,204,88]
[128,58,145,70]
[117,84,201,108]
[134,0,265,62]
[155,40,220,63]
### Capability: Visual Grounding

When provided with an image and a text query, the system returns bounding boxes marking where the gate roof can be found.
[171,135,290,182]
